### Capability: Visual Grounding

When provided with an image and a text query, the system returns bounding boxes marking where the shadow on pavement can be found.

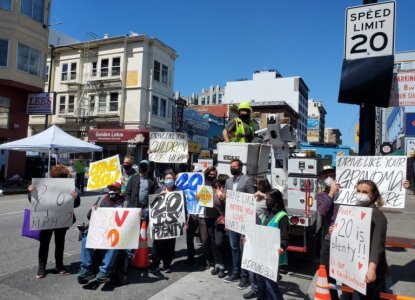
[389,259,415,285]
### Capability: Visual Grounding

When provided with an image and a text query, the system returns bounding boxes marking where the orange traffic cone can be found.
[315,265,331,300]
[132,220,149,268]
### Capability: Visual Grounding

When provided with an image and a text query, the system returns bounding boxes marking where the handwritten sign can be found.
[86,208,141,249]
[330,205,372,295]
[196,185,214,207]
[242,225,280,282]
[149,132,188,163]
[336,156,407,208]
[87,155,122,191]
[175,172,204,214]
[30,178,75,230]
[149,191,186,239]
[225,190,256,235]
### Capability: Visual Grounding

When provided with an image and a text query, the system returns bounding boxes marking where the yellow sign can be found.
[188,141,201,153]
[196,185,213,207]
[87,155,122,191]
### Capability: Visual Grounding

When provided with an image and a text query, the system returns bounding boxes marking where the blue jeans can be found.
[257,275,283,300]
[80,236,117,275]
[228,230,248,278]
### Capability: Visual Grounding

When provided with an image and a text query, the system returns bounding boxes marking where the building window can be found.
[21,0,44,23]
[98,94,106,112]
[212,94,216,104]
[112,57,120,76]
[0,0,11,10]
[61,63,68,81]
[109,93,118,111]
[17,43,41,75]
[70,62,77,80]
[152,96,159,115]
[153,60,160,82]
[0,39,8,67]
[44,64,49,82]
[0,97,10,129]
[161,64,168,84]
[101,59,109,77]
[89,95,95,112]
[68,95,75,113]
[160,98,167,118]
[59,95,66,114]
[92,61,97,77]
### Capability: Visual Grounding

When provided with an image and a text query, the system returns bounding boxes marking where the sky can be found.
[50,0,415,149]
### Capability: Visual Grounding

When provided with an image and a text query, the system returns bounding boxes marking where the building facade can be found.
[324,128,342,145]
[222,70,309,142]
[29,33,177,161]
[189,85,224,106]
[0,0,51,178]
[307,99,326,143]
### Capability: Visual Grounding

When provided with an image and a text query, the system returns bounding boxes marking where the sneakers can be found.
[95,272,110,283]
[243,289,258,299]
[77,269,95,284]
[237,277,250,290]
[217,269,226,278]
[36,265,46,279]
[54,267,70,275]
[164,268,172,273]
[211,267,219,275]
[223,273,240,283]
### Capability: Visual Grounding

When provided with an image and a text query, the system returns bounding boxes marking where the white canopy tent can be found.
[0,125,102,174]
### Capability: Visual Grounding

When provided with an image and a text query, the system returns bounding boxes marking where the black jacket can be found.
[124,173,158,208]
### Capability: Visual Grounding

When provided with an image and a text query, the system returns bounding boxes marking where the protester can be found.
[222,101,255,143]
[220,159,255,289]
[254,189,289,300]
[149,170,178,273]
[186,166,217,268]
[28,164,80,279]
[210,174,229,278]
[74,154,87,192]
[120,154,136,195]
[77,182,123,284]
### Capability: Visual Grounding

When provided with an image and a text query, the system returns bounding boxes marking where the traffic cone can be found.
[132,220,149,268]
[315,265,331,300]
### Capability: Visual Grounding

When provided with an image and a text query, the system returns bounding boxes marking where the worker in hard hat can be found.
[222,102,255,143]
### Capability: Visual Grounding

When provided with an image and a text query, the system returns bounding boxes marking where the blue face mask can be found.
[165,179,175,187]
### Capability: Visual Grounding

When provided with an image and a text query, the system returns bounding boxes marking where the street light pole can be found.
[44,45,54,129]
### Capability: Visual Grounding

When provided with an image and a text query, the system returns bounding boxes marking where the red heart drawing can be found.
[358,262,363,270]
[361,211,366,220]
[331,269,335,274]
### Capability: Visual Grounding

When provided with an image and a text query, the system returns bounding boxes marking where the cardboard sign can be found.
[86,208,141,249]
[30,178,75,230]
[225,190,256,235]
[242,225,280,282]
[330,205,373,295]
[175,172,204,214]
[336,156,407,208]
[87,155,122,191]
[149,191,186,240]
[149,132,188,163]
[196,185,214,207]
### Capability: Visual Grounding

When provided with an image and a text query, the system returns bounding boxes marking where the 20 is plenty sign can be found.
[345,1,395,60]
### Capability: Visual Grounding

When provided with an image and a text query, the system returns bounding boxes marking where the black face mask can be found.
[139,165,149,174]
[239,114,250,122]
[230,167,241,176]
[266,198,275,209]
[208,175,215,182]
[123,164,132,171]
[109,192,119,201]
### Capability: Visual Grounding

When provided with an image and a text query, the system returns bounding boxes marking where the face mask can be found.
[230,167,241,176]
[165,179,175,187]
[123,164,132,171]
[266,198,275,209]
[109,191,119,201]
[208,175,215,181]
[323,177,334,187]
[355,193,371,206]
[139,165,149,174]
[239,114,249,122]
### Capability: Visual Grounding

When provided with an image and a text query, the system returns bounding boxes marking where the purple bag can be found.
[22,209,41,241]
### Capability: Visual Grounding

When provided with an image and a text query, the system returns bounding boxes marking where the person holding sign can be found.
[77,182,124,284]
[28,164,80,279]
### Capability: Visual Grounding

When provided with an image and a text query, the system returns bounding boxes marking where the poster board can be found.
[196,185,214,207]
[87,155,122,191]
[225,190,256,235]
[336,156,407,208]
[149,132,188,163]
[149,191,186,239]
[86,208,141,249]
[330,205,373,295]
[30,178,75,230]
[175,172,204,214]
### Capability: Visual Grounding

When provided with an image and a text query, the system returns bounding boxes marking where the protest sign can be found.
[330,205,372,295]
[149,132,188,163]
[242,224,280,282]
[86,208,141,249]
[196,185,214,207]
[175,172,204,214]
[225,190,256,235]
[87,155,122,191]
[149,191,186,240]
[336,156,407,208]
[30,178,75,230]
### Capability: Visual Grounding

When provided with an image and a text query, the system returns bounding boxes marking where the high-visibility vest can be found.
[230,117,255,142]
[261,210,288,266]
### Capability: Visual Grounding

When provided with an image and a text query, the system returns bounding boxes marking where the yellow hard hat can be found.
[238,102,251,110]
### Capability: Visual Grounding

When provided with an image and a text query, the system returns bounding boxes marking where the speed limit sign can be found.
[345,1,395,60]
